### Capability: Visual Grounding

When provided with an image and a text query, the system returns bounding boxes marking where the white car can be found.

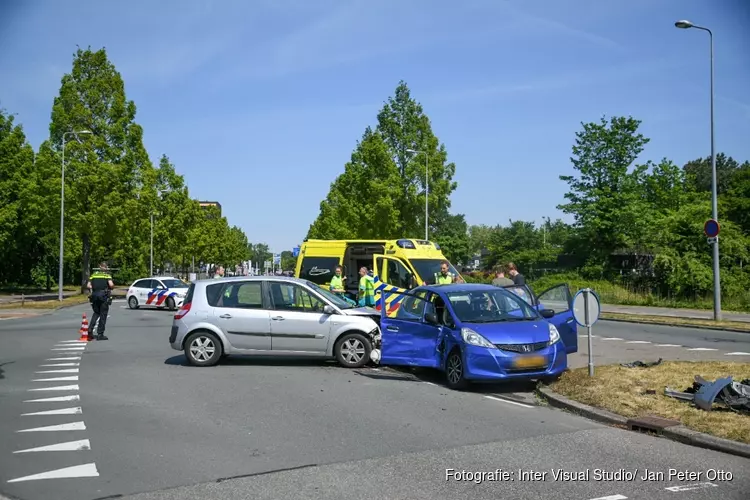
[127,276,189,311]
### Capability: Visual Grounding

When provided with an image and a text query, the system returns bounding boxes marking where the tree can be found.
[431,212,470,266]
[0,109,39,285]
[724,161,750,235]
[280,250,297,271]
[558,116,651,262]
[46,47,156,290]
[683,153,742,195]
[307,81,459,240]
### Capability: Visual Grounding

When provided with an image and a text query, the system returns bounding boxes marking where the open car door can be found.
[379,290,442,368]
[372,254,418,316]
[536,284,577,353]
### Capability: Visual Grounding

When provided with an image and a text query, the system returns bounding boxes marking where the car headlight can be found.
[549,324,560,344]
[461,328,496,349]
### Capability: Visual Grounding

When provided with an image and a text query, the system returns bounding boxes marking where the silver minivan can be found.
[169,276,381,368]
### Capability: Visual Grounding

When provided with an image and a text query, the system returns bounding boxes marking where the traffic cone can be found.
[78,314,89,341]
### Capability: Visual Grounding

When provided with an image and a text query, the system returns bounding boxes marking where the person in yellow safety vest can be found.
[330,265,356,306]
[434,260,463,284]
[358,266,375,307]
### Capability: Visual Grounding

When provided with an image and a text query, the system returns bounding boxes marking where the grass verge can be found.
[551,361,750,444]
[601,312,750,332]
[0,294,90,310]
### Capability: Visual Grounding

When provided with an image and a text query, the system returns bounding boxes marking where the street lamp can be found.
[59,129,92,301]
[150,213,154,276]
[675,19,721,321]
[406,149,429,240]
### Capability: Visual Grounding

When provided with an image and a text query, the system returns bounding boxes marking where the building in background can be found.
[199,201,222,216]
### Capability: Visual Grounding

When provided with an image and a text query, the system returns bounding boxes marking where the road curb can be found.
[600,315,750,334]
[535,385,750,460]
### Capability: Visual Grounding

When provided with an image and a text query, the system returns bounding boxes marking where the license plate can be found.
[513,355,546,369]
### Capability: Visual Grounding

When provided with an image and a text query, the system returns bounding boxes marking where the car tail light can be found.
[174,302,191,320]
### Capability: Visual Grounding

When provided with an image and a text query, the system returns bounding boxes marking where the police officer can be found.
[86,263,114,341]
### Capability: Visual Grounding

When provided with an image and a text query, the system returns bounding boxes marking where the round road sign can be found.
[572,289,601,327]
[704,219,720,238]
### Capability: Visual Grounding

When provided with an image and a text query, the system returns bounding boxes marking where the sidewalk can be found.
[601,304,750,323]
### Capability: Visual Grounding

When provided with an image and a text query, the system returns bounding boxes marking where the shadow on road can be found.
[164,354,343,368]
[385,365,539,397]
[0,360,14,380]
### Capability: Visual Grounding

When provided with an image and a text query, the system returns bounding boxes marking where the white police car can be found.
[126,276,189,311]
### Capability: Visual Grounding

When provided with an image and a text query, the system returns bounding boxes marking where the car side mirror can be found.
[424,312,439,325]
[323,304,336,315]
[540,309,555,319]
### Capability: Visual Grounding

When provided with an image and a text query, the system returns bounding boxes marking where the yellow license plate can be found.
[513,355,546,369]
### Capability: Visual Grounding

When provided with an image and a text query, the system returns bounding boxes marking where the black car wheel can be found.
[128,296,139,309]
[166,297,176,311]
[334,332,372,368]
[184,331,223,367]
[445,349,469,390]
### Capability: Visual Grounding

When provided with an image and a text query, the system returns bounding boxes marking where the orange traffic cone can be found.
[78,313,89,341]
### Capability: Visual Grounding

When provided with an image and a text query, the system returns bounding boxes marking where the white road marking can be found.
[22,407,82,416]
[588,495,628,500]
[579,335,598,338]
[28,384,79,392]
[484,395,533,408]
[601,337,623,341]
[14,439,91,453]
[7,462,99,482]
[51,347,85,351]
[665,482,717,492]
[626,340,651,344]
[422,381,437,386]
[40,363,80,367]
[57,340,85,343]
[32,376,79,382]
[17,421,86,433]
[725,352,750,355]
[36,368,79,374]
[655,344,682,347]
[24,395,80,403]
[687,347,718,351]
[46,357,81,361]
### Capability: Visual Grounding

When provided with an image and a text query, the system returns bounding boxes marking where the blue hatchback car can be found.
[378,283,577,390]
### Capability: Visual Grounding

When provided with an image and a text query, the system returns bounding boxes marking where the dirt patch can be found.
[551,361,750,444]
[601,312,750,332]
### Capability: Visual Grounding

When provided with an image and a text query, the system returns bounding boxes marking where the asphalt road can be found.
[0,304,748,500]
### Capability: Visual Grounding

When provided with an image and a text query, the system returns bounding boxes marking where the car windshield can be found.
[447,289,539,323]
[409,259,461,285]
[306,281,355,309]
[161,279,188,289]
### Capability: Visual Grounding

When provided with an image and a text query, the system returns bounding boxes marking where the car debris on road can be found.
[620,358,663,368]
[665,375,750,413]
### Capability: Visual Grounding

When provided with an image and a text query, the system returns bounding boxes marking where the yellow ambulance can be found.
[294,239,462,314]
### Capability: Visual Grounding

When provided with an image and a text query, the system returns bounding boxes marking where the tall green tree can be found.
[431,211,470,265]
[0,109,39,285]
[558,116,651,262]
[683,153,742,195]
[307,81,459,240]
[45,47,156,290]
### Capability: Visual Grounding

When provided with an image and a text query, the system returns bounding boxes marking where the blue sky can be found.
[1,0,749,254]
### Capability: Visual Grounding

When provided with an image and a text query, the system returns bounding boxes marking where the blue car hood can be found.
[462,320,551,344]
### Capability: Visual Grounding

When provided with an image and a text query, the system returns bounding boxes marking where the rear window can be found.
[183,283,195,304]
[298,257,339,285]
[205,283,224,306]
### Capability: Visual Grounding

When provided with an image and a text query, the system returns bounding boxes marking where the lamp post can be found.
[406,149,429,240]
[150,213,154,276]
[675,19,721,321]
[59,130,92,301]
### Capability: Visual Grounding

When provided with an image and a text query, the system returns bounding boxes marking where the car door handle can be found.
[386,326,399,332]
[219,314,232,319]
[272,316,285,321]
